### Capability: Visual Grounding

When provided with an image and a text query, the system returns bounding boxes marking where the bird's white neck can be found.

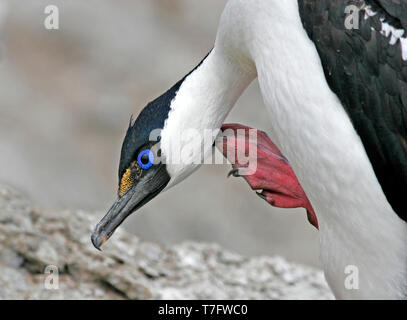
[162,0,407,299]
[161,46,256,187]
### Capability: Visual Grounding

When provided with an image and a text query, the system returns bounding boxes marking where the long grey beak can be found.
[91,164,170,250]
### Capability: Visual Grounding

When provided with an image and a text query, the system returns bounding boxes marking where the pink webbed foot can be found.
[216,123,318,229]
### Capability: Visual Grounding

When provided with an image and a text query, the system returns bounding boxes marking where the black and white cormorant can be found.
[92,0,407,299]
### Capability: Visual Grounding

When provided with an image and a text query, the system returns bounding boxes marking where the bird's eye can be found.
[137,149,154,169]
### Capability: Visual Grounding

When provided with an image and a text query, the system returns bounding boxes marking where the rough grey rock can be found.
[0,184,333,299]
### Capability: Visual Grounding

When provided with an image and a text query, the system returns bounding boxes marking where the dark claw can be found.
[227,168,241,178]
[256,191,267,201]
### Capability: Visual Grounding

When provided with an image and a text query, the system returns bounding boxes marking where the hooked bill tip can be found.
[91,231,108,251]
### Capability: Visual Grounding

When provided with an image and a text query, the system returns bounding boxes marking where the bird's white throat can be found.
[161,0,407,299]
[161,45,256,187]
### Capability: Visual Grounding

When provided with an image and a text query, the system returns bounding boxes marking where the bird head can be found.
[91,51,239,249]
[90,67,210,249]
[91,80,186,250]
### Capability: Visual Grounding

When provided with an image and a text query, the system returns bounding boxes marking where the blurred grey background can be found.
[0,0,320,267]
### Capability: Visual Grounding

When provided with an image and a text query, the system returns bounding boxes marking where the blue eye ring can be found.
[137,149,154,170]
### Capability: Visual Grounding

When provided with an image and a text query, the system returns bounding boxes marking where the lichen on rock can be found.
[0,184,333,299]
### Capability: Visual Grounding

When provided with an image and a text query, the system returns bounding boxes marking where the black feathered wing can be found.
[298,0,407,222]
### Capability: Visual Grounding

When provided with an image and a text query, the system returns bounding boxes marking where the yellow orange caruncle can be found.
[119,168,133,197]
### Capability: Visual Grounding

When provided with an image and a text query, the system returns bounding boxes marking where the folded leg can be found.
[216,123,318,229]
